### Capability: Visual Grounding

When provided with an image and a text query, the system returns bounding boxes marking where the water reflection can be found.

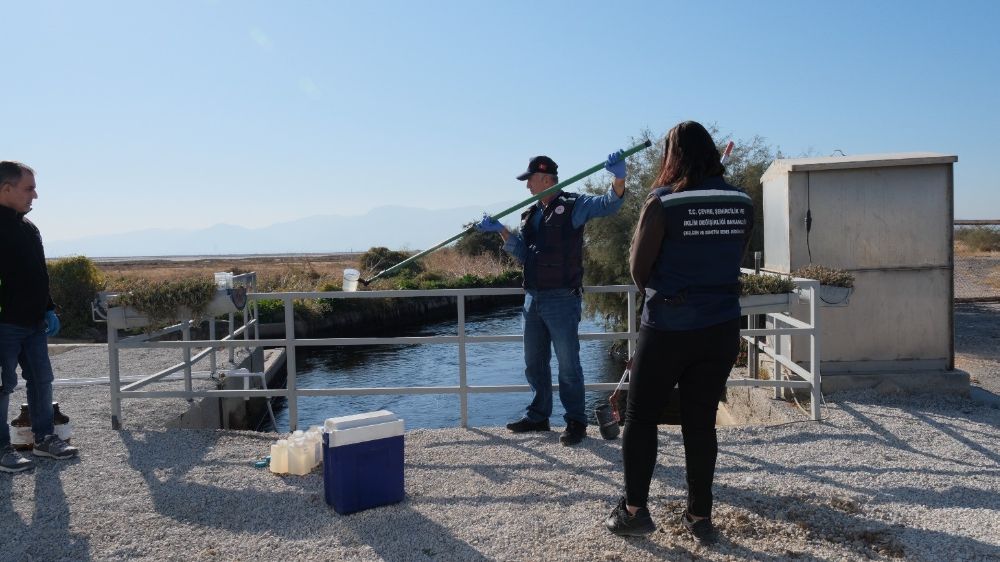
[273,305,625,431]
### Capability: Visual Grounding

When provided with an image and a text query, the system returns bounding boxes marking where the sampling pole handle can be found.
[362,139,653,285]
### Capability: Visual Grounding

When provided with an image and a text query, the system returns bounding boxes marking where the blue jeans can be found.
[521,288,586,425]
[0,322,55,448]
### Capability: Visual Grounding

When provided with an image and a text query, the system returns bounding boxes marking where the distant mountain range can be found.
[46,203,517,258]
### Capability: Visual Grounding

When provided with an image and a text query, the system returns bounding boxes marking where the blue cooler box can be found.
[322,410,405,515]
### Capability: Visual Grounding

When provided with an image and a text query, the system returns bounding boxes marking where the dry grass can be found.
[94,249,512,291]
[954,240,1000,257]
[97,255,358,294]
[989,266,1000,290]
[420,249,513,279]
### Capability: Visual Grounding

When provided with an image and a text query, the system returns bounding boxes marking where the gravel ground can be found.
[954,254,1000,300]
[3,318,1000,561]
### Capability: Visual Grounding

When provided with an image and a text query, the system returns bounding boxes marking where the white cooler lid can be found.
[327,419,404,448]
[324,410,398,432]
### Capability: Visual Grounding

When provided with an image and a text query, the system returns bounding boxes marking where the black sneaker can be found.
[1,445,35,473]
[32,434,78,460]
[682,511,717,544]
[605,497,656,536]
[559,420,586,446]
[506,417,550,433]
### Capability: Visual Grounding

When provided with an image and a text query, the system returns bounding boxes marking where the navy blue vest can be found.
[643,177,753,331]
[521,192,584,290]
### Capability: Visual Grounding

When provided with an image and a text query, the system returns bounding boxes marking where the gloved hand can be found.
[45,310,60,337]
[605,149,626,179]
[474,214,505,233]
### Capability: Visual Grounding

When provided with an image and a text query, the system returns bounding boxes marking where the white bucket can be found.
[342,269,361,292]
[214,272,234,289]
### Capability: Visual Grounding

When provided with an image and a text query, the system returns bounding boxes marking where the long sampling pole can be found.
[361,139,653,286]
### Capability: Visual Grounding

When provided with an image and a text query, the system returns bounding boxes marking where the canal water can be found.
[273,305,626,431]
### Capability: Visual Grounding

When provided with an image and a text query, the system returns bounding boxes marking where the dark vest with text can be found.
[644,177,754,330]
[521,192,584,290]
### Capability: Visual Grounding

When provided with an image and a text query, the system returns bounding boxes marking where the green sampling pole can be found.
[362,139,652,285]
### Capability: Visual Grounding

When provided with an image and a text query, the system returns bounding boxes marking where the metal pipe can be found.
[362,140,653,285]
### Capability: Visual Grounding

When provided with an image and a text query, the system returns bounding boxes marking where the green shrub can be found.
[792,265,855,288]
[455,226,507,259]
[254,298,286,323]
[48,256,105,338]
[740,273,796,295]
[359,247,423,278]
[251,298,321,323]
[110,277,217,329]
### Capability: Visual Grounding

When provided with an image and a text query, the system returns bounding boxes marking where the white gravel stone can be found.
[2,325,999,560]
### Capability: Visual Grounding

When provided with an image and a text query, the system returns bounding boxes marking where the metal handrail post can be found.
[809,281,822,421]
[182,321,193,401]
[772,313,782,399]
[228,311,235,364]
[457,296,468,428]
[284,295,298,431]
[209,318,217,376]
[109,323,122,429]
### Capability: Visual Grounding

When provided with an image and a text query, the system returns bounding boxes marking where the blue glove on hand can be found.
[474,214,505,233]
[45,310,60,337]
[605,149,626,180]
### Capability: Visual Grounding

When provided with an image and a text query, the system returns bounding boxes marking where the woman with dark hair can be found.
[605,121,753,543]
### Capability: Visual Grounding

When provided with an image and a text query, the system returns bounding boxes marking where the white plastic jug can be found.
[342,269,360,292]
[269,440,289,474]
[287,438,312,476]
[214,272,234,289]
[307,426,324,467]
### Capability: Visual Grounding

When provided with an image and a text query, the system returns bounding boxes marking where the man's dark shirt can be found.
[0,204,54,327]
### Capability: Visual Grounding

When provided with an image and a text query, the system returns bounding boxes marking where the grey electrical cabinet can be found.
[760,152,967,393]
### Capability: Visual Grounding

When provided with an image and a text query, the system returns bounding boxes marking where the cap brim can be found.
[516,171,532,181]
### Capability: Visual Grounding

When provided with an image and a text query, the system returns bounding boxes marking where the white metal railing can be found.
[740,270,823,420]
[102,279,823,431]
[98,273,260,429]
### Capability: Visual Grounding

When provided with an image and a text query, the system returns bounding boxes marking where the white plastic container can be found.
[269,439,289,474]
[306,426,324,467]
[342,269,360,292]
[214,272,234,290]
[287,438,312,476]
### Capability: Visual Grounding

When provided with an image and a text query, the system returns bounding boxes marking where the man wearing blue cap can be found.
[475,150,627,445]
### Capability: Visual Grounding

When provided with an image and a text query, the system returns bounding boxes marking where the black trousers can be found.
[622,318,741,517]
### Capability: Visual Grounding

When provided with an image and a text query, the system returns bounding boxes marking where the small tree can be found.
[48,256,105,338]
[455,225,507,260]
[581,126,781,331]
[359,246,423,278]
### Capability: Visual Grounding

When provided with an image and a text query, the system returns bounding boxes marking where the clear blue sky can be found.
[2,0,998,247]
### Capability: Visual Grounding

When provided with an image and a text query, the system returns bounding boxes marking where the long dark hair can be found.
[652,121,724,192]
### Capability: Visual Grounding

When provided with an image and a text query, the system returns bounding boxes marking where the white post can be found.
[809,282,822,421]
[109,324,122,429]
[284,295,298,431]
[182,321,193,401]
[772,314,782,400]
[458,296,468,429]
[209,318,217,377]
[228,311,235,364]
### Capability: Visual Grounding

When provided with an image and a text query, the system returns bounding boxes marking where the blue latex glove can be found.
[474,214,505,233]
[45,310,60,337]
[605,149,626,179]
